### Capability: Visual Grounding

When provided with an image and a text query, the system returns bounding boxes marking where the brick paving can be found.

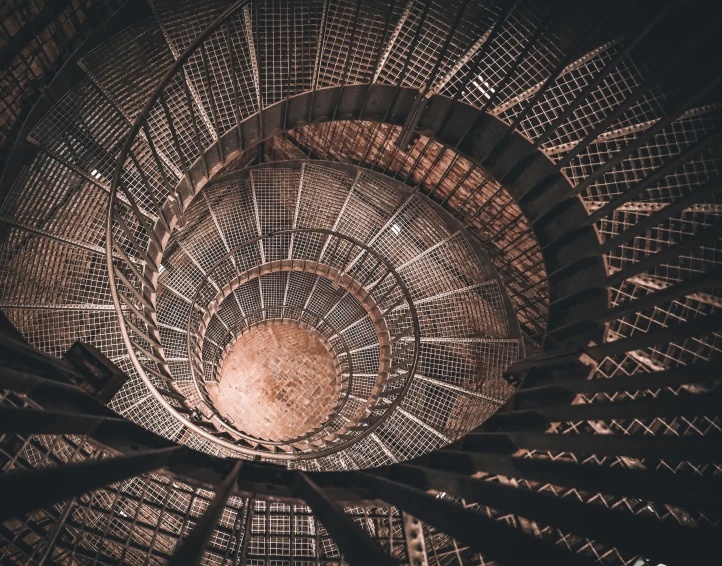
[207,322,341,441]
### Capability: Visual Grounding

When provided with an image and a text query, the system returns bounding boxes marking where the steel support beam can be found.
[0,446,182,522]
[485,392,722,430]
[461,430,722,462]
[293,472,397,566]
[384,463,715,566]
[418,449,722,510]
[353,472,598,566]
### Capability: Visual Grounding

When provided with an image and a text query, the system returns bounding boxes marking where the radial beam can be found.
[0,446,182,522]
[293,472,397,566]
[167,460,243,566]
[353,471,598,566]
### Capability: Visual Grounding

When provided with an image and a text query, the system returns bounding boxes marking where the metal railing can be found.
[101,0,527,463]
[2,307,720,566]
[109,150,421,460]
[181,228,421,454]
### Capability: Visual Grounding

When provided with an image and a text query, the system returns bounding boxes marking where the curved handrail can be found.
[109,209,420,458]
[103,0,513,461]
[104,0,257,458]
[105,0,251,396]
[182,228,419,452]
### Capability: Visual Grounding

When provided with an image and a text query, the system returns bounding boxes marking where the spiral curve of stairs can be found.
[1,0,721,564]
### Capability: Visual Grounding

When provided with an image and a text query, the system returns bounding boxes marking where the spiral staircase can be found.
[149,162,518,467]
[1,0,721,565]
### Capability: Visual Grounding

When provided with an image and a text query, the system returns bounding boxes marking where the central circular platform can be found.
[207,322,342,442]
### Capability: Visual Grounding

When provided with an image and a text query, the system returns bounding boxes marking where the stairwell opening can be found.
[125,162,521,468]
[209,321,343,442]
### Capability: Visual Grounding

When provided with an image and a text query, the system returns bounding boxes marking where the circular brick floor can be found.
[207,322,342,442]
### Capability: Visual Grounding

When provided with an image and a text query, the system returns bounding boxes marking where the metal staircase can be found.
[1,0,721,564]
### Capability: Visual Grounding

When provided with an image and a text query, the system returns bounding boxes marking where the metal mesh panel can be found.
[87,21,213,175]
[78,20,187,192]
[374,0,499,91]
[400,376,501,440]
[316,0,400,87]
[170,9,259,135]
[0,231,112,307]
[159,243,207,300]
[409,281,510,339]
[78,18,175,122]
[295,164,354,231]
[151,71,216,169]
[571,109,722,204]
[330,171,408,252]
[374,408,445,461]
[26,78,130,183]
[416,340,519,389]
[0,154,108,250]
[159,324,188,361]
[3,307,123,360]
[605,209,722,285]
[206,179,264,253]
[250,0,322,107]
[440,5,563,107]
[149,0,227,57]
[609,282,722,368]
[157,289,192,334]
[285,121,547,352]
[429,0,503,92]
[371,197,451,266]
[251,168,301,262]
[499,46,667,155]
[174,206,231,276]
